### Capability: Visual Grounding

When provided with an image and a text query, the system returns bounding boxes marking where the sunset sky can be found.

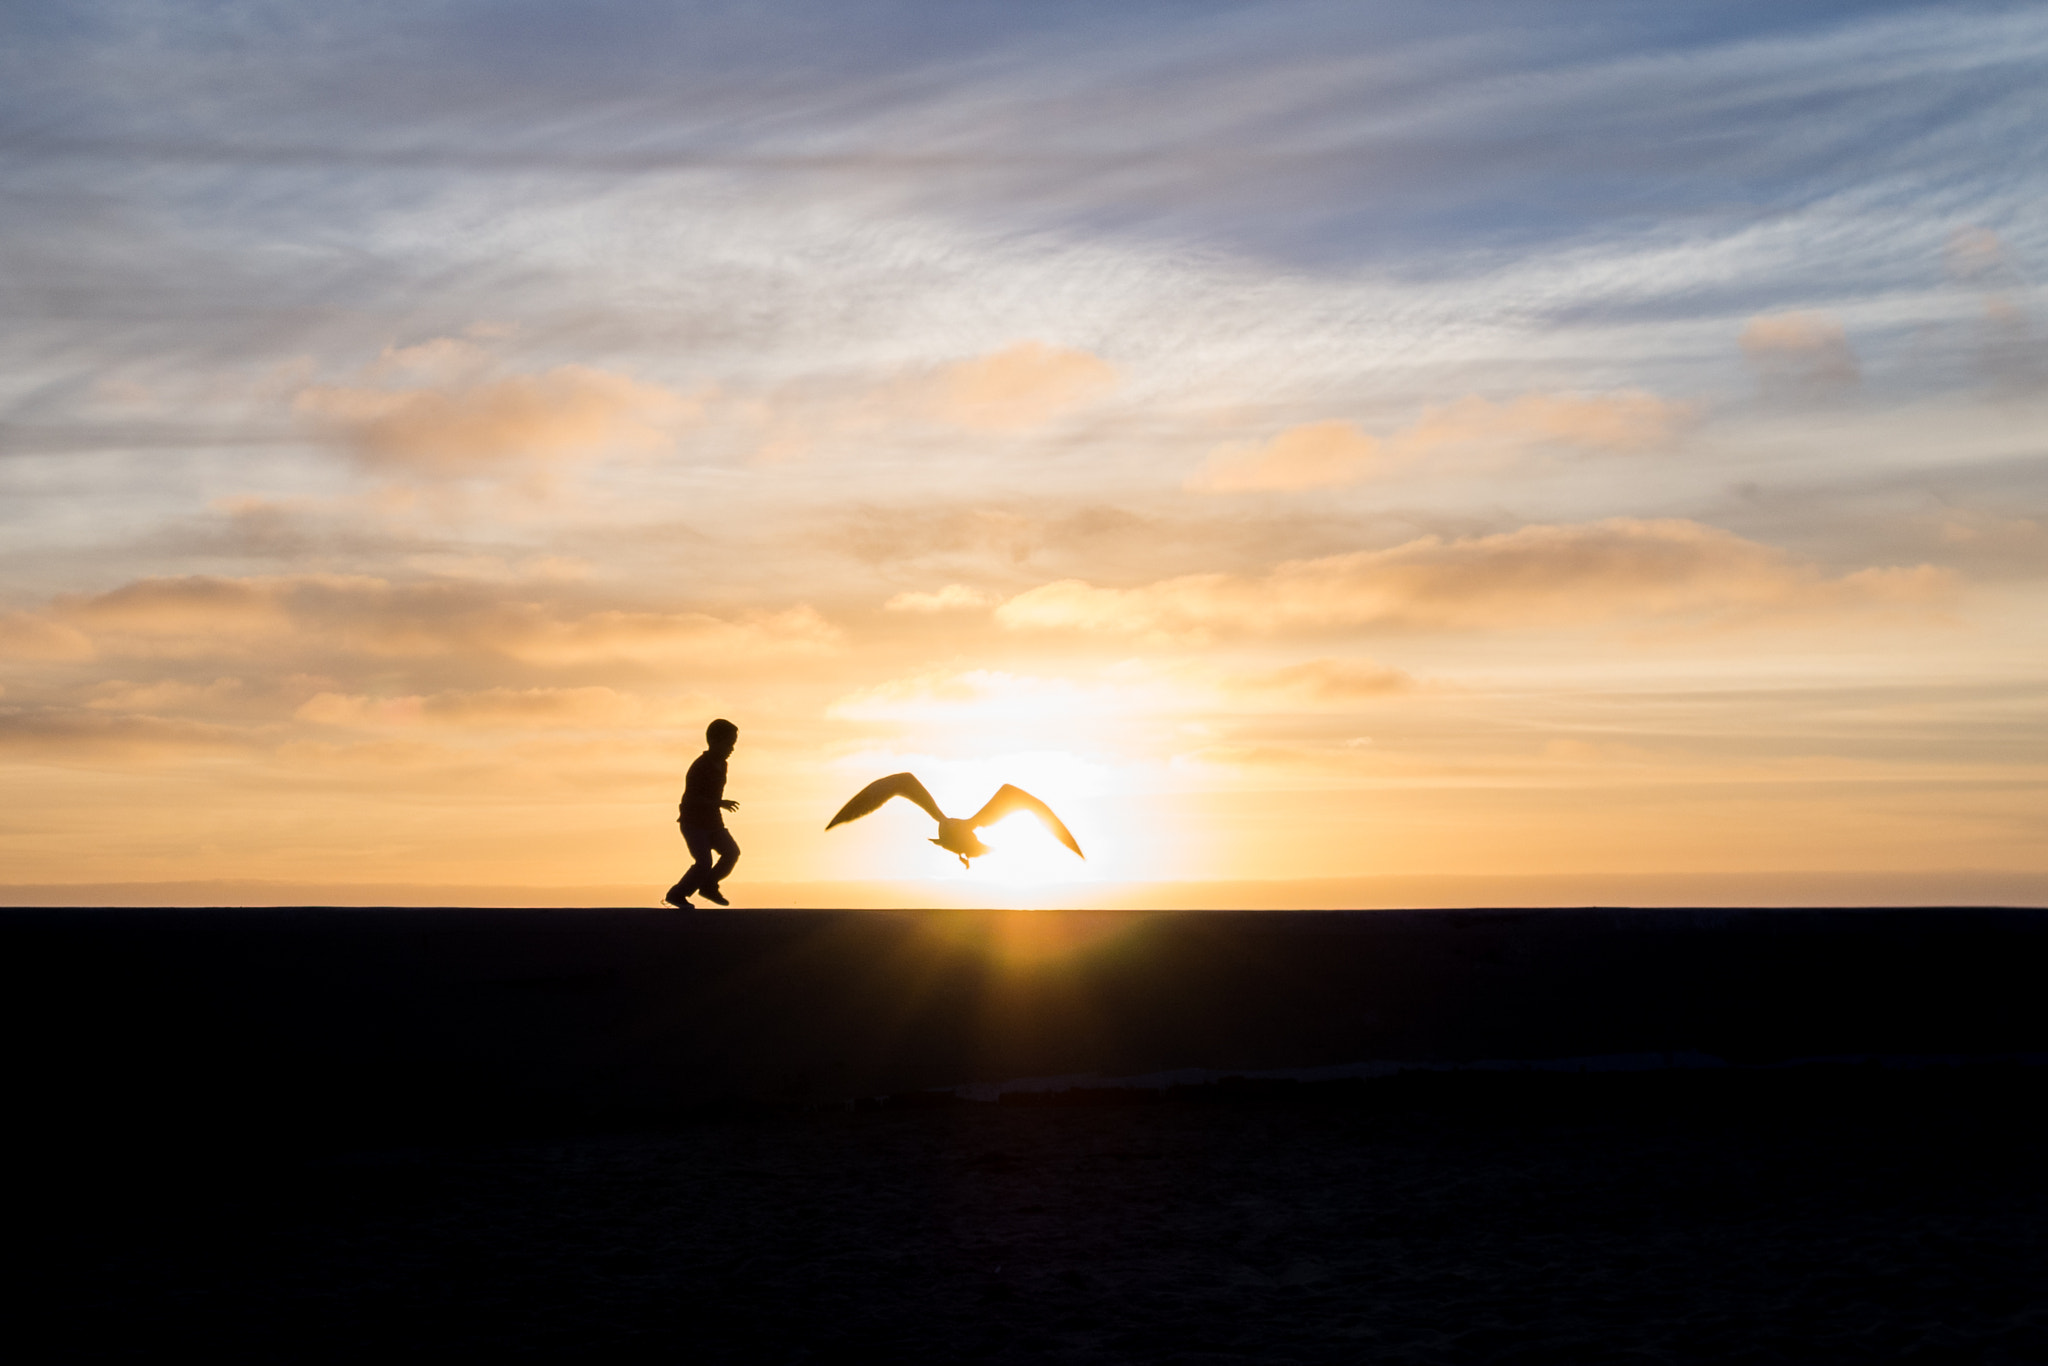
[3,2,2045,904]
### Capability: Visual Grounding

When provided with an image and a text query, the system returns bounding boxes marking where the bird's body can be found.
[827,773,1084,868]
[931,815,992,863]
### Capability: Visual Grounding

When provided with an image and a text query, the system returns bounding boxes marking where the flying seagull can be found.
[826,773,1085,868]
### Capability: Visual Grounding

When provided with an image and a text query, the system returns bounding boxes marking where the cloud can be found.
[1190,421,1382,493]
[87,677,245,713]
[826,659,1423,739]
[295,685,699,730]
[480,605,840,666]
[51,575,840,665]
[755,342,1121,461]
[1234,659,1418,701]
[1946,227,2021,288]
[825,668,1110,726]
[912,342,1119,431]
[0,708,253,763]
[833,503,1101,567]
[0,611,97,662]
[1740,312,1860,395]
[1402,392,1686,454]
[274,738,460,772]
[995,519,1956,640]
[883,584,996,612]
[296,363,700,476]
[1939,230,2043,390]
[67,576,296,636]
[363,335,498,384]
[1189,391,1688,492]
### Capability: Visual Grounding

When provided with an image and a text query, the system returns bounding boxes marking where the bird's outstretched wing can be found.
[827,772,945,829]
[969,784,1084,859]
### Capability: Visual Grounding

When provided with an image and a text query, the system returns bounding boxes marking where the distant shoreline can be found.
[6,869,2047,909]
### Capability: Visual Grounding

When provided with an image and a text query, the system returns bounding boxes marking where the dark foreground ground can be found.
[9,906,2048,1131]
[11,907,2047,1360]
[23,1068,2048,1364]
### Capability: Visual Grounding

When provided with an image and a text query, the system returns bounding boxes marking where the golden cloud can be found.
[1405,391,1683,452]
[86,677,245,713]
[995,519,1956,640]
[835,505,1046,566]
[1190,421,1382,493]
[274,737,458,771]
[0,610,96,661]
[492,605,839,666]
[51,575,840,665]
[66,575,301,634]
[917,342,1119,431]
[883,584,996,612]
[825,668,1093,722]
[0,708,252,763]
[1189,391,1688,492]
[1236,659,1419,700]
[296,364,700,474]
[296,686,700,730]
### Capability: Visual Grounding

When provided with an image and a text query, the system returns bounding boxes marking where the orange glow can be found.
[910,908,1153,970]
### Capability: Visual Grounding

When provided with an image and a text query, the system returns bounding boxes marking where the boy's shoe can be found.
[663,883,696,909]
[697,883,731,906]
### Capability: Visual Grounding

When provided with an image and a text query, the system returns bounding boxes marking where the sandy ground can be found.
[29,1074,2048,1363]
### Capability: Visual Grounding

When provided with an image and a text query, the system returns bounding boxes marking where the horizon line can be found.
[7,870,2046,910]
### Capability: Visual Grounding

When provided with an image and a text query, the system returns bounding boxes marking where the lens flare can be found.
[913,906,1154,969]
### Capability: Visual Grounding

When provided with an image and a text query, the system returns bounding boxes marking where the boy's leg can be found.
[707,829,740,887]
[676,825,716,896]
[693,829,740,904]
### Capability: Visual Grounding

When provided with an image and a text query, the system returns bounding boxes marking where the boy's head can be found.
[706,718,738,752]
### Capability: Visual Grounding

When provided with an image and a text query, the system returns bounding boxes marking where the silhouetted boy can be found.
[666,718,740,909]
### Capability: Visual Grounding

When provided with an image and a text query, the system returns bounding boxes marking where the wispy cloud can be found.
[0,611,96,662]
[1232,658,1419,701]
[997,520,1955,641]
[883,584,996,613]
[1189,390,1688,492]
[0,708,256,763]
[1740,312,1860,397]
[296,363,700,479]
[295,685,702,731]
[908,342,1119,432]
[48,574,840,666]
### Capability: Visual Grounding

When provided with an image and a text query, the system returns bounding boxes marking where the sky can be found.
[2,1,2045,905]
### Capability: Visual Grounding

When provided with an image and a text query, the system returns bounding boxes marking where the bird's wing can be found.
[969,784,1084,859]
[826,772,945,829]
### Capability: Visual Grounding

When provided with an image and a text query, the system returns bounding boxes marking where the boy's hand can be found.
[721,799,740,812]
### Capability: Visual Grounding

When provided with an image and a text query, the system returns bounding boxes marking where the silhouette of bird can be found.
[826,773,1085,868]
